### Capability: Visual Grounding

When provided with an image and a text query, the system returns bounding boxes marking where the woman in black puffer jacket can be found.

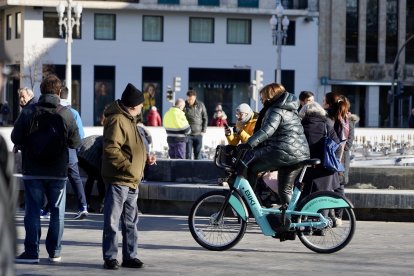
[238,83,310,205]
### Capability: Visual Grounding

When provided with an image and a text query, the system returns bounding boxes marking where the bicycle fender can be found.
[228,192,249,222]
[300,191,354,213]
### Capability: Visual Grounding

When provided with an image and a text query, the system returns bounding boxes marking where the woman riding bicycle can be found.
[237,83,310,205]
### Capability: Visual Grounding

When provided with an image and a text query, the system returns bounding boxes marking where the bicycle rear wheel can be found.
[188,190,247,251]
[296,191,356,253]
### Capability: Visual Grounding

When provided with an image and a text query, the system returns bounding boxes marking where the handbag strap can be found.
[324,122,328,137]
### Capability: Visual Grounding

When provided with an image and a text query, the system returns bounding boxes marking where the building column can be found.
[365,85,380,127]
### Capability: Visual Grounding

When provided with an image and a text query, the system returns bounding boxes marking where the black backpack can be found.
[26,104,67,164]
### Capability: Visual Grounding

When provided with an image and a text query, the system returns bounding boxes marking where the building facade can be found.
[0,0,318,126]
[318,0,414,128]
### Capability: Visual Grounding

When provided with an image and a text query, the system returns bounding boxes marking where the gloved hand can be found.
[224,125,232,136]
[233,126,240,135]
[237,142,252,152]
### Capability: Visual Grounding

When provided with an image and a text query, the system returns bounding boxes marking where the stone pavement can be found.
[15,211,414,276]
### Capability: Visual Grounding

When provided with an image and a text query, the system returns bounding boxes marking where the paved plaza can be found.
[15,211,414,276]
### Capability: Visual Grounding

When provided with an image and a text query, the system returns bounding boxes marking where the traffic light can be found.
[173,77,181,92]
[166,86,174,102]
[255,70,264,90]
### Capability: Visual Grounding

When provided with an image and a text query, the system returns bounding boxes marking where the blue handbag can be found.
[323,124,345,172]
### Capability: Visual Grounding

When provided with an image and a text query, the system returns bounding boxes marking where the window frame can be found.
[142,15,164,42]
[15,12,21,39]
[226,18,251,45]
[43,12,81,39]
[94,13,116,40]
[189,17,214,43]
[6,14,12,40]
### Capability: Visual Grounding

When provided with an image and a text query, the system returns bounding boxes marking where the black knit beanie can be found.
[121,83,144,107]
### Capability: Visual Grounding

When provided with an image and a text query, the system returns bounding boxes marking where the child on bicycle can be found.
[237,83,310,206]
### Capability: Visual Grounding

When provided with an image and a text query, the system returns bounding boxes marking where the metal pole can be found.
[276,15,282,83]
[65,0,72,104]
[389,34,414,127]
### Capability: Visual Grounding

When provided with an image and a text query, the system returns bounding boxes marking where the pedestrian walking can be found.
[12,74,81,264]
[60,86,88,219]
[101,83,156,270]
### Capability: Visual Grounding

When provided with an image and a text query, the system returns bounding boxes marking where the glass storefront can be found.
[189,68,251,125]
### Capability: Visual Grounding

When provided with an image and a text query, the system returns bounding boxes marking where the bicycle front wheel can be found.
[188,190,247,251]
[297,191,356,254]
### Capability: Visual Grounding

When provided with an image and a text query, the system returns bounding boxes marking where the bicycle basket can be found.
[214,145,237,169]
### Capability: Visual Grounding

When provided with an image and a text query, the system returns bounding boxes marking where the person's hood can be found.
[60,99,70,107]
[38,94,60,107]
[270,92,299,111]
[349,113,360,123]
[104,100,136,121]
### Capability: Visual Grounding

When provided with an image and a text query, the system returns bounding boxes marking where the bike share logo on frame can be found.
[303,197,338,209]
[242,187,256,206]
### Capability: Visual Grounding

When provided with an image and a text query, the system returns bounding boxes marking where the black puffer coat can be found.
[246,92,309,172]
[300,107,341,198]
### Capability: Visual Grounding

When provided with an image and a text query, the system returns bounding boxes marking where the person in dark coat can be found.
[184,89,208,159]
[298,101,341,199]
[77,135,106,212]
[12,74,81,264]
[237,83,310,206]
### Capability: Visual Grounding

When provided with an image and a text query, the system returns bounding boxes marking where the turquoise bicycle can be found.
[188,145,356,253]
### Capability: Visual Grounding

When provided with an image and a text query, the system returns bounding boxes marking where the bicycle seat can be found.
[301,158,321,166]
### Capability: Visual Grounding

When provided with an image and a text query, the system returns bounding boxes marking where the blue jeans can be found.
[67,162,87,210]
[23,179,66,258]
[102,184,139,261]
[186,135,203,160]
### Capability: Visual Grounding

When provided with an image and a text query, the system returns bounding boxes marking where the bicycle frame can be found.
[228,175,353,237]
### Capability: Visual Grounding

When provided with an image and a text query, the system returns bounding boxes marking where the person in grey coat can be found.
[237,83,310,206]
[184,89,208,160]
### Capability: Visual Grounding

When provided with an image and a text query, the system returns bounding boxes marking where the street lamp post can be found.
[56,0,82,104]
[270,3,289,84]
[389,34,414,128]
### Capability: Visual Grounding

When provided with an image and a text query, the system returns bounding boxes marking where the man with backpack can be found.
[11,74,81,264]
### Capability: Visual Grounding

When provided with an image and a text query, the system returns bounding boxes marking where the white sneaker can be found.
[49,256,61,262]
[335,218,343,227]
[73,210,88,220]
